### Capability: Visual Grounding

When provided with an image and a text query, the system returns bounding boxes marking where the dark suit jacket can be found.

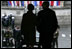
[37,8,58,42]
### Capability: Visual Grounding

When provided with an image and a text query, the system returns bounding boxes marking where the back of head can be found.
[17,26,20,29]
[42,1,49,9]
[9,13,13,16]
[27,4,34,11]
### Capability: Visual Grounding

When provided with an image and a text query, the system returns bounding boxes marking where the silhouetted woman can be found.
[21,4,36,48]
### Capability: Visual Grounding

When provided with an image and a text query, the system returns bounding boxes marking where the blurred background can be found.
[1,1,71,48]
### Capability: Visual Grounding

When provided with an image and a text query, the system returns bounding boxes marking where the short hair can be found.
[27,4,34,11]
[42,1,49,9]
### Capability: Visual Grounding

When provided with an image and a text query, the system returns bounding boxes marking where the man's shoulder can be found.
[38,10,44,14]
[48,8,55,13]
[38,8,55,13]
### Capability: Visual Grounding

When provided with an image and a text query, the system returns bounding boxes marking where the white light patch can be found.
[70,34,71,38]
[22,45,27,47]
[34,45,38,47]
[62,34,66,37]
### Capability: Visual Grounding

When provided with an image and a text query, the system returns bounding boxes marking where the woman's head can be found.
[27,4,34,11]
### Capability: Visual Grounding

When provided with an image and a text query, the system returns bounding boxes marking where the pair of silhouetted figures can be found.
[21,2,59,48]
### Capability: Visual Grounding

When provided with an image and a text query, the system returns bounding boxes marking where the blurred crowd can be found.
[2,13,15,29]
[1,13,59,48]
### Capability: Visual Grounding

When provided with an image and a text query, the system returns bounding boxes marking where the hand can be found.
[20,40,22,42]
[21,35,24,39]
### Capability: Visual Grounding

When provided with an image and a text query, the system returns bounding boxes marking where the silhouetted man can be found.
[21,4,36,48]
[37,2,58,48]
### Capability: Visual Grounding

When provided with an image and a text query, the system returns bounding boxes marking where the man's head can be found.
[27,4,34,11]
[42,1,49,9]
